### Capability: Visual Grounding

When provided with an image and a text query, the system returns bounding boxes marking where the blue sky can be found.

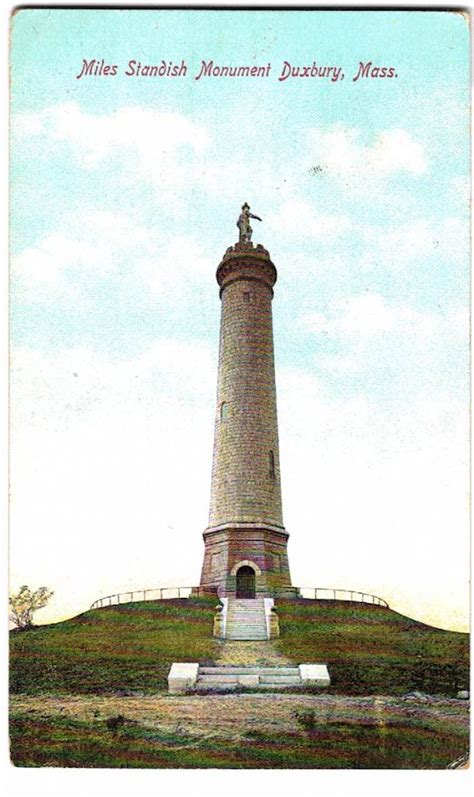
[9,9,470,629]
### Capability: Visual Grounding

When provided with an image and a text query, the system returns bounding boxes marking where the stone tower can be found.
[199,225,295,598]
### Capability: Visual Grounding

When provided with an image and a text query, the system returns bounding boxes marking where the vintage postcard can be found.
[9,6,470,773]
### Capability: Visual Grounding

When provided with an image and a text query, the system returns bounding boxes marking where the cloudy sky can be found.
[10,9,469,630]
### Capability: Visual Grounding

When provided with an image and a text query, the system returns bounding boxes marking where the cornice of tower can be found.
[216,242,277,297]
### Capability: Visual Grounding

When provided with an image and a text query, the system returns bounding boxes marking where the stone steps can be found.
[193,665,326,691]
[195,666,303,690]
[195,682,303,691]
[168,662,331,693]
[225,597,268,640]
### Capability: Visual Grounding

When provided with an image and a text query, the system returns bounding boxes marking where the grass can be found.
[10,598,469,697]
[10,597,218,695]
[9,709,468,769]
[274,599,469,696]
[9,598,469,768]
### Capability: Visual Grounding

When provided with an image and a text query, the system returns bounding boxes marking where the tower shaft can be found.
[199,242,295,597]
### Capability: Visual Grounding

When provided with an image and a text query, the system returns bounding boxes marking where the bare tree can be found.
[9,585,54,630]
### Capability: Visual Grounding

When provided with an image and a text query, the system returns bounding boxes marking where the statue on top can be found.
[237,203,262,243]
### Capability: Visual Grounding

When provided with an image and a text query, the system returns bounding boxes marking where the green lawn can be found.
[274,600,469,696]
[10,710,467,769]
[10,598,469,697]
[10,598,218,695]
[9,598,469,768]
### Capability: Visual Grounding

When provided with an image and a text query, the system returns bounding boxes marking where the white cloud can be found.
[13,234,76,299]
[449,174,470,209]
[12,102,282,208]
[306,125,428,179]
[11,211,213,304]
[12,103,214,215]
[304,294,436,340]
[302,294,468,375]
[361,220,433,270]
[11,340,216,426]
[369,129,427,175]
[135,234,213,295]
[358,217,469,271]
[306,293,467,340]
[14,210,466,310]
[11,212,140,302]
[266,198,351,241]
[435,216,470,263]
[14,102,209,170]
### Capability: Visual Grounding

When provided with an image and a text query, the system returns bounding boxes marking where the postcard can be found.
[9,6,470,772]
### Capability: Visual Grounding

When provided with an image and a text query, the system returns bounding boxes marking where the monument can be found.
[198,205,296,598]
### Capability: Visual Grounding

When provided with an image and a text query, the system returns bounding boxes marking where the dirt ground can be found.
[10,692,469,744]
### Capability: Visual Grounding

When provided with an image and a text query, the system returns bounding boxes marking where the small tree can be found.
[9,585,54,630]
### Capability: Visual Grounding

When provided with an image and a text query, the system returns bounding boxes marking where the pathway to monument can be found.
[215,639,293,666]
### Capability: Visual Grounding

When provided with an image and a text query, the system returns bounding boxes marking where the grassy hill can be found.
[9,598,469,768]
[275,600,469,695]
[10,597,218,695]
[10,597,469,696]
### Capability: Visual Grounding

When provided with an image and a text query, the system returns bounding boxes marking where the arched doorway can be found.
[236,565,256,599]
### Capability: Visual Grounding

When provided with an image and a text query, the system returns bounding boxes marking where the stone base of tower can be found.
[197,523,299,599]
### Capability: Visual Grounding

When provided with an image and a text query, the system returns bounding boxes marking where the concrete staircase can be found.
[196,666,302,691]
[225,598,268,640]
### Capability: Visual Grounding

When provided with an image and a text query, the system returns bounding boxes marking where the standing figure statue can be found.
[237,202,262,243]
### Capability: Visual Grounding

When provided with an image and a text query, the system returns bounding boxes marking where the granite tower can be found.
[199,206,295,598]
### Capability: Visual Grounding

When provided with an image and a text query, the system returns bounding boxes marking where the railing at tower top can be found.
[90,585,388,610]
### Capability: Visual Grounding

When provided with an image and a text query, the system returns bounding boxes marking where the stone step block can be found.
[195,679,239,690]
[259,675,301,685]
[227,609,265,614]
[227,611,265,617]
[227,612,265,617]
[199,667,300,676]
[228,608,265,617]
[227,622,265,628]
[226,628,268,634]
[243,682,306,689]
[230,599,265,605]
[227,615,265,621]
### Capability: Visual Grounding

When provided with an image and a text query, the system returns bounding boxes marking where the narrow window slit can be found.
[269,450,276,479]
